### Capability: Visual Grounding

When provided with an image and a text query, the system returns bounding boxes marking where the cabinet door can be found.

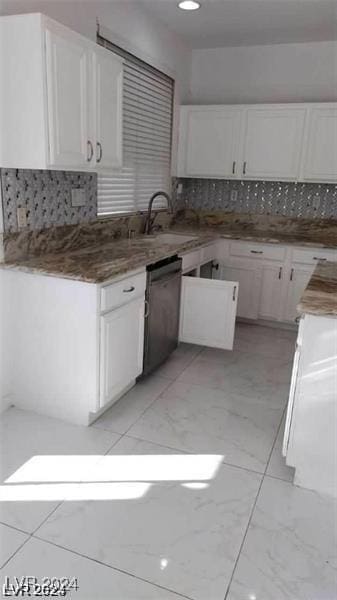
[179,276,238,349]
[99,298,144,408]
[242,107,306,180]
[258,264,284,320]
[283,265,313,323]
[303,107,337,182]
[182,107,242,177]
[45,28,90,168]
[218,261,261,320]
[94,48,123,169]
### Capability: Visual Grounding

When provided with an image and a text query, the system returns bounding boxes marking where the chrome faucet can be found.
[143,191,173,235]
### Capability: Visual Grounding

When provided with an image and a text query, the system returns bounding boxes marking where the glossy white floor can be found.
[1,324,336,600]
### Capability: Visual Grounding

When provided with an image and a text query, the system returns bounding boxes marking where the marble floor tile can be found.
[0,523,28,568]
[36,436,261,600]
[266,416,295,483]
[178,349,292,409]
[0,537,185,599]
[0,408,120,533]
[93,374,171,434]
[155,343,203,379]
[226,477,337,600]
[127,381,283,472]
[234,323,297,359]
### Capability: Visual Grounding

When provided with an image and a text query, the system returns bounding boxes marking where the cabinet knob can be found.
[250,250,263,254]
[243,161,247,175]
[123,286,135,293]
[87,140,94,162]
[290,268,294,281]
[232,285,237,301]
[278,267,282,279]
[232,161,236,175]
[97,141,103,163]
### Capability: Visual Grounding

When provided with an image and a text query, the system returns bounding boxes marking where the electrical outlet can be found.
[313,196,320,210]
[71,187,86,207]
[230,190,238,202]
[17,207,27,228]
[177,183,183,195]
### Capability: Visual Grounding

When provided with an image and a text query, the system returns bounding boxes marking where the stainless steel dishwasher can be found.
[142,255,182,376]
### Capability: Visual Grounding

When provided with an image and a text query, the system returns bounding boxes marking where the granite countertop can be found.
[1,225,337,285]
[0,231,216,284]
[297,261,337,317]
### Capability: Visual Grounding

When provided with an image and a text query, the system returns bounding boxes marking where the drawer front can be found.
[291,247,337,264]
[200,243,217,264]
[229,241,286,261]
[181,249,201,272]
[101,272,146,312]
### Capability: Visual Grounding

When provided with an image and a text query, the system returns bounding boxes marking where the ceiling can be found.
[133,0,337,48]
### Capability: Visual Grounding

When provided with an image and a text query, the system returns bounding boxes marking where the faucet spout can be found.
[143,191,173,235]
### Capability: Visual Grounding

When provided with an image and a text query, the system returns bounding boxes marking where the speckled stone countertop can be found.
[0,231,216,284]
[2,224,337,284]
[298,261,337,317]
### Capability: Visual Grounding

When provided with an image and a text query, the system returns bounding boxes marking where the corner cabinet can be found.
[177,102,337,182]
[178,106,242,178]
[0,13,123,171]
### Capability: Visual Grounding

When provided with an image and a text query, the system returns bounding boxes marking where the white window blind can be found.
[97,36,174,216]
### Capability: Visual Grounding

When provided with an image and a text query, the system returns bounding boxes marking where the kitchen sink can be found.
[150,233,198,245]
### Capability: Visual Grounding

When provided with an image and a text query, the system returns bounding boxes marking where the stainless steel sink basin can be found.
[150,233,198,245]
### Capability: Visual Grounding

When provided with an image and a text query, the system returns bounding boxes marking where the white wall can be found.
[190,41,337,104]
[0,0,191,100]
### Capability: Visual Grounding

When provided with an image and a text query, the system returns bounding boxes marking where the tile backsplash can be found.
[176,179,337,219]
[0,169,97,233]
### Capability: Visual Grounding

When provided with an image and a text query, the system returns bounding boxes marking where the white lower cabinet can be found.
[100,297,144,408]
[218,261,261,319]
[179,276,238,349]
[282,265,313,322]
[258,263,284,320]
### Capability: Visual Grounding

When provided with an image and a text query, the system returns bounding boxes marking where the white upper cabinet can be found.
[45,27,90,168]
[93,47,123,169]
[241,107,306,180]
[0,13,123,171]
[178,106,242,178]
[179,275,238,349]
[302,106,337,182]
[178,103,337,182]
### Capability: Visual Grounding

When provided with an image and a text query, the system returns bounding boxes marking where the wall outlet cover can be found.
[17,207,27,228]
[230,190,238,202]
[71,188,86,207]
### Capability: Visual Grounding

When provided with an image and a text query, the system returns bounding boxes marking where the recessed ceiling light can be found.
[178,1,201,10]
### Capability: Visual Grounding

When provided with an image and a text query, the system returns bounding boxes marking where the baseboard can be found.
[236,317,297,332]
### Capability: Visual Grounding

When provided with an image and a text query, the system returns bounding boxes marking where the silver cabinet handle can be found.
[87,140,93,162]
[96,141,102,163]
[250,250,263,254]
[278,267,282,279]
[123,286,135,293]
[313,256,327,261]
[232,161,236,175]
[233,285,237,301]
[290,268,294,281]
[144,300,149,318]
[243,161,247,175]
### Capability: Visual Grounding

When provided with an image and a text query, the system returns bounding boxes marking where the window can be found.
[97,36,174,216]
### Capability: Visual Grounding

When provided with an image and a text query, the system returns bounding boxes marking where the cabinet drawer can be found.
[181,249,201,272]
[229,241,286,261]
[200,243,217,264]
[101,272,146,312]
[291,247,337,264]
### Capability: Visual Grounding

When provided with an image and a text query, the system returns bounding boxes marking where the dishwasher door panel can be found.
[143,271,181,375]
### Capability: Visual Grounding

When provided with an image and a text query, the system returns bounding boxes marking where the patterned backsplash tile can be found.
[175,179,337,219]
[0,169,97,233]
